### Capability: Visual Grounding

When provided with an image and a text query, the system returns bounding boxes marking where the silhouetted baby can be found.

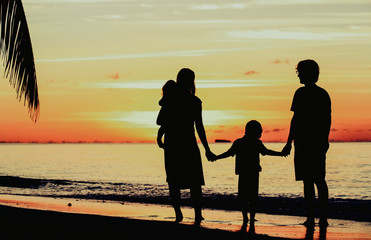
[210,120,286,233]
[157,80,177,148]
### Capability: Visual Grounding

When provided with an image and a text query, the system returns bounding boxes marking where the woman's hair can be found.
[296,59,320,83]
[176,68,196,95]
[245,120,263,139]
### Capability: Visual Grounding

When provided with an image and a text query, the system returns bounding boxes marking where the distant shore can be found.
[1,175,370,222]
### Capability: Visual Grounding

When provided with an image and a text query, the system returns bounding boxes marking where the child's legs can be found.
[238,173,259,223]
[190,185,203,219]
[249,173,259,225]
[238,175,249,223]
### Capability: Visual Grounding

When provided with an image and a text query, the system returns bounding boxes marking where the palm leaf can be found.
[0,0,39,122]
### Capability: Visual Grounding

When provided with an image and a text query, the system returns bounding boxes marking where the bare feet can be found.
[194,215,204,226]
[248,223,256,235]
[240,222,248,233]
[303,218,315,228]
[319,218,329,228]
[175,209,183,223]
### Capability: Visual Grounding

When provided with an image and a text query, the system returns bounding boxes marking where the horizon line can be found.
[0,140,370,144]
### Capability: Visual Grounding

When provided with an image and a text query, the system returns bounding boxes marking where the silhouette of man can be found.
[283,59,331,228]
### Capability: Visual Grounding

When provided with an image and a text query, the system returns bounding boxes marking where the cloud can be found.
[107,73,120,80]
[271,59,290,64]
[103,111,158,128]
[139,3,154,8]
[260,0,371,5]
[36,48,249,63]
[192,4,221,10]
[272,128,284,132]
[94,79,270,89]
[243,71,259,76]
[83,110,245,128]
[156,20,242,24]
[82,110,284,128]
[94,15,126,21]
[226,30,371,40]
[26,0,125,2]
[191,3,246,10]
[265,128,285,133]
[355,129,365,132]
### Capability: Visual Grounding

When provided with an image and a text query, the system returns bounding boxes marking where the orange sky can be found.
[0,0,370,143]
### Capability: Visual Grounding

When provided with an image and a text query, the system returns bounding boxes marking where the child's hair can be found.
[245,120,263,139]
[162,80,177,96]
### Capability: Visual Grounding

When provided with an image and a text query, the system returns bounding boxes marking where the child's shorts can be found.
[238,172,259,203]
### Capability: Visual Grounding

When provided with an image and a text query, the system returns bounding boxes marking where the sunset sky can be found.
[0,0,370,142]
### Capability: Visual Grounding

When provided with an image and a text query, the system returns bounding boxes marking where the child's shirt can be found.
[225,136,269,175]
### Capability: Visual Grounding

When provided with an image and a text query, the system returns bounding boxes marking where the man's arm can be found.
[282,113,296,155]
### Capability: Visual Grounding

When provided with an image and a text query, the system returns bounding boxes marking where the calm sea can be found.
[0,142,370,202]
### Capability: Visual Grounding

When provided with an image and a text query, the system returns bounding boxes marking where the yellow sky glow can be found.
[0,0,370,142]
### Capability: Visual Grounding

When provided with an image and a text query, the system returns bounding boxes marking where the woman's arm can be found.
[195,104,214,160]
[262,149,285,157]
[157,126,165,149]
[260,141,286,157]
[195,114,210,152]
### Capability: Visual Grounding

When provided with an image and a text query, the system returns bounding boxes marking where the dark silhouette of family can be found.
[156,60,331,235]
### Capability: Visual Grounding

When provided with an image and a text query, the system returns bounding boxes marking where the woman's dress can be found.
[157,93,205,189]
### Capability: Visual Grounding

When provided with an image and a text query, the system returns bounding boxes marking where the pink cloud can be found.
[243,70,259,75]
[271,59,289,64]
[107,72,120,80]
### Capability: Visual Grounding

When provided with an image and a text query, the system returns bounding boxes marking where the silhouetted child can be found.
[157,80,177,149]
[211,120,286,233]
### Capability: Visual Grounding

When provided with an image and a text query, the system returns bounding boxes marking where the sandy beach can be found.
[1,194,370,240]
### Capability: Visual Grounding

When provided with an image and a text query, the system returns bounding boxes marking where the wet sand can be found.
[0,194,370,240]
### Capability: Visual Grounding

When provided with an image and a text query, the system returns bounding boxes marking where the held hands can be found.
[280,151,289,157]
[281,143,292,157]
[206,149,217,162]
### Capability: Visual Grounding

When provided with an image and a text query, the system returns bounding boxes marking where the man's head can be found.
[296,59,320,85]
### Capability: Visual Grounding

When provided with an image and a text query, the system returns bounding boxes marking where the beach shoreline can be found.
[0,204,288,240]
[1,194,370,240]
[1,175,370,223]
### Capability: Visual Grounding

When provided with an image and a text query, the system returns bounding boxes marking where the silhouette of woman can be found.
[157,68,215,224]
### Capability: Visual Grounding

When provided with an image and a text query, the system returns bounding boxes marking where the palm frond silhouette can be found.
[1,0,39,122]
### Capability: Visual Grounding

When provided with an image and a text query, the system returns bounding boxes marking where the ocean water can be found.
[0,143,370,221]
[0,143,371,222]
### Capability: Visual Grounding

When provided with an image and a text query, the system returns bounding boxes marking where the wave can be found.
[1,175,370,222]
[0,176,71,188]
